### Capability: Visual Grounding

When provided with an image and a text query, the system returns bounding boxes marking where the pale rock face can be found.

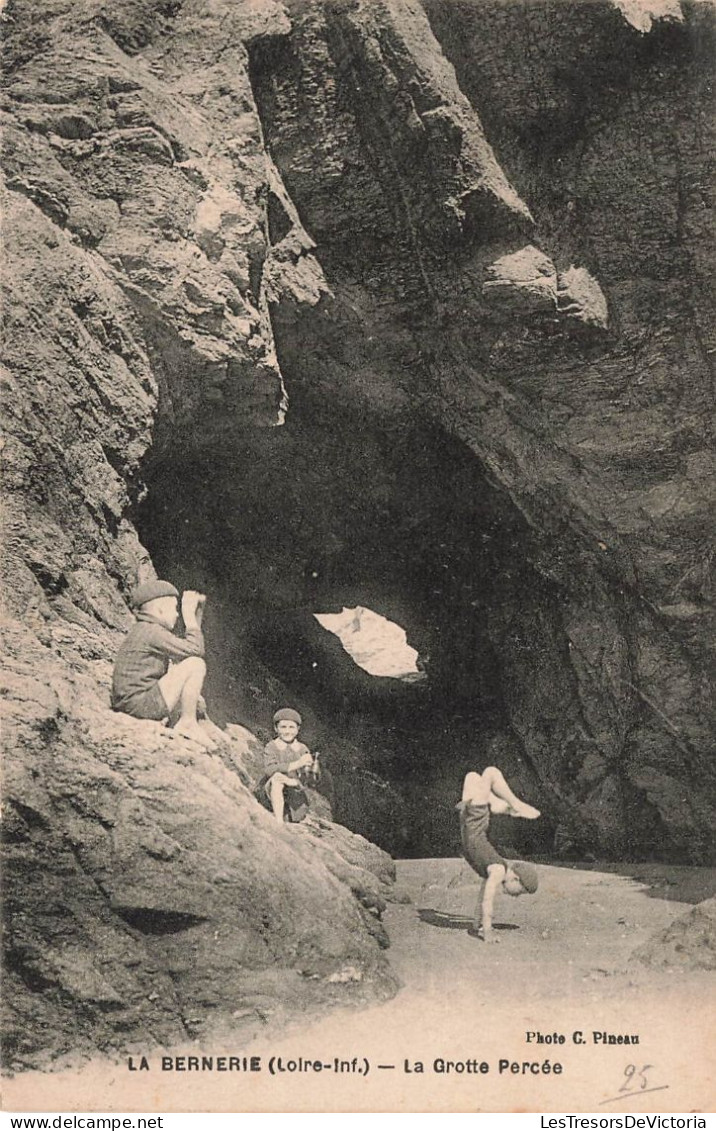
[482,245,559,315]
[557,266,609,329]
[1,0,391,1072]
[482,250,609,328]
[2,0,714,1070]
[633,898,716,969]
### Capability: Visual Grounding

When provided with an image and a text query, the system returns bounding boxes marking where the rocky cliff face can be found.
[237,0,715,861]
[1,0,394,1071]
[1,0,714,1068]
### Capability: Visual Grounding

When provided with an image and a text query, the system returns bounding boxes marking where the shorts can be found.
[261,771,300,798]
[458,802,507,878]
[113,683,168,721]
[462,833,507,878]
[257,773,309,823]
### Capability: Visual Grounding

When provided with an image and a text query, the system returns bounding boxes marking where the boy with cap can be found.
[111,580,221,749]
[457,766,540,943]
[262,708,314,823]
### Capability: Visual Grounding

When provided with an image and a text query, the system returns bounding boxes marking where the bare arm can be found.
[264,742,313,777]
[471,878,486,927]
[182,590,206,632]
[286,748,313,773]
[481,863,506,943]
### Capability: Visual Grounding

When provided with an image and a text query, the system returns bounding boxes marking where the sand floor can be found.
[4,859,715,1113]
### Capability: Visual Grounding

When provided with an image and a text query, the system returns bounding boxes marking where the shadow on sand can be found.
[417,908,520,931]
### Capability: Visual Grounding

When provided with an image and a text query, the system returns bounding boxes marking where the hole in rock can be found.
[137,369,672,864]
[114,907,207,936]
[136,417,564,861]
[313,607,424,681]
[6,951,56,993]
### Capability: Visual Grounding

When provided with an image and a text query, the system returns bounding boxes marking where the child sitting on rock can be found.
[111,580,225,750]
[261,708,314,823]
[457,766,540,943]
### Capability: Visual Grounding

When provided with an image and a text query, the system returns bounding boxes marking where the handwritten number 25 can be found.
[620,1064,652,1093]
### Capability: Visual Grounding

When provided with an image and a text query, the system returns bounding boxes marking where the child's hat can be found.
[132,580,179,609]
[273,707,302,725]
[511,861,539,893]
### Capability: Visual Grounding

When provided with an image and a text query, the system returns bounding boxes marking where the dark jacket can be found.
[111,612,204,710]
[263,738,310,778]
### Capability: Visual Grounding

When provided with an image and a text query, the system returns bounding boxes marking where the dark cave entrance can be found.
[175,0,716,870]
[136,411,557,860]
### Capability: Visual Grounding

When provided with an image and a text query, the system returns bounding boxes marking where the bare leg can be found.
[461,771,491,804]
[195,694,227,745]
[199,717,228,745]
[158,658,214,748]
[268,775,289,823]
[482,766,540,818]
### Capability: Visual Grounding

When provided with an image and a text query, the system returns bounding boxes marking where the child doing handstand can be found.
[457,766,540,943]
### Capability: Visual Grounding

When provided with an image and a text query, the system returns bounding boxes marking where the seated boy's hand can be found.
[182,591,205,619]
[298,752,314,769]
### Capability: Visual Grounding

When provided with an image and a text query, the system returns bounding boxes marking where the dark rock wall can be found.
[1,0,714,1068]
[1,0,395,1072]
[239,0,714,861]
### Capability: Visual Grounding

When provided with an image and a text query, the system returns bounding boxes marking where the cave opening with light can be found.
[133,0,713,866]
[136,401,670,863]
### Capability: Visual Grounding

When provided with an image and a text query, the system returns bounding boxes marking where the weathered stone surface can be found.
[1,0,397,1072]
[557,266,609,329]
[632,897,716,969]
[2,0,714,1071]
[243,0,714,859]
[482,245,558,315]
[2,683,398,1070]
[2,0,329,450]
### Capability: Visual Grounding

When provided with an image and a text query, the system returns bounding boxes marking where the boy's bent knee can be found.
[178,656,206,673]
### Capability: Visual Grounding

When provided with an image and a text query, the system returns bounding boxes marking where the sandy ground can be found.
[4,859,715,1113]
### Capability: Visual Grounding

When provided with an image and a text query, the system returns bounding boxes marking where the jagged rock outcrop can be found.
[244,0,714,859]
[482,245,560,315]
[1,0,394,1072]
[632,897,716,969]
[2,624,398,1070]
[1,0,714,1069]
